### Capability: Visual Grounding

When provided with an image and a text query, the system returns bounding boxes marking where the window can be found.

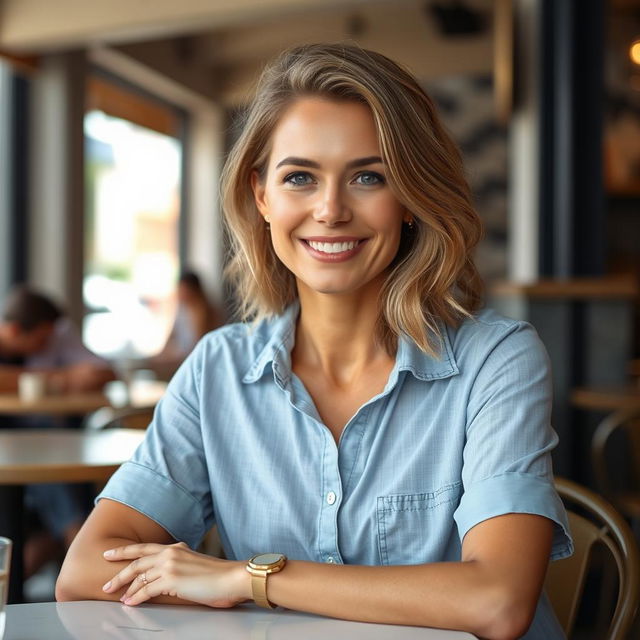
[83,73,184,359]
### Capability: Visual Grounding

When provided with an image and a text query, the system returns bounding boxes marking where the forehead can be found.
[268,97,381,162]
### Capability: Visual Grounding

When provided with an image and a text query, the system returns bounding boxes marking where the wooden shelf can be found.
[491,276,639,300]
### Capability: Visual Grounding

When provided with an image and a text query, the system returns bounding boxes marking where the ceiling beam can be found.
[0,0,377,52]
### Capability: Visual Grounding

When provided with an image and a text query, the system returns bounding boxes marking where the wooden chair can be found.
[545,476,640,640]
[591,408,640,524]
[93,406,155,430]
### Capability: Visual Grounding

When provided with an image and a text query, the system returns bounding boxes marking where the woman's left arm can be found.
[104,511,551,640]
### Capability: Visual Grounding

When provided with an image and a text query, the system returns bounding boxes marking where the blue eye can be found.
[354,171,384,186]
[284,172,314,186]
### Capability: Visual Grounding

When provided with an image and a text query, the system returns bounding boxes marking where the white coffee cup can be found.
[18,372,47,402]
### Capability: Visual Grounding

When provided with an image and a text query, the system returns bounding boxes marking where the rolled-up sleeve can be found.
[453,321,573,560]
[97,343,214,549]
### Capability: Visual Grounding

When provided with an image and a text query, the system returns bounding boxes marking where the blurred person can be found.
[0,285,116,576]
[58,44,571,639]
[152,271,224,373]
[0,285,115,394]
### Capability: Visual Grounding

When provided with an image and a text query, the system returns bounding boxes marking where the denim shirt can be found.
[99,305,572,638]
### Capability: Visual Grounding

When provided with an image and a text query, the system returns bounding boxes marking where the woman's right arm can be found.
[56,498,176,602]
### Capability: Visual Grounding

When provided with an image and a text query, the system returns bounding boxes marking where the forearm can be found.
[262,560,530,640]
[57,533,190,605]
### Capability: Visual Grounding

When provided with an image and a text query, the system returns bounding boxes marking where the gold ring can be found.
[139,573,148,585]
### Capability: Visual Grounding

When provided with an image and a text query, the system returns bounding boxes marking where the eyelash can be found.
[282,171,385,187]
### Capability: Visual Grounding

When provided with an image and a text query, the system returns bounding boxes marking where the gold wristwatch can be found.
[246,553,287,609]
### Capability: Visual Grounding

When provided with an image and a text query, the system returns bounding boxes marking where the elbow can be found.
[55,573,76,602]
[472,586,536,640]
[55,559,94,602]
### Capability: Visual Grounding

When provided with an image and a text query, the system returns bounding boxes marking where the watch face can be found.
[253,553,284,566]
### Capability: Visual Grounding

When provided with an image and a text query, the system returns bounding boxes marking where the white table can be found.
[4,601,477,639]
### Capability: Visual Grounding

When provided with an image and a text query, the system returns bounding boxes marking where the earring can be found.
[264,215,271,230]
[405,218,415,230]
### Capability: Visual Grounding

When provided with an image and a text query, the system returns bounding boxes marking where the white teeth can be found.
[308,240,358,254]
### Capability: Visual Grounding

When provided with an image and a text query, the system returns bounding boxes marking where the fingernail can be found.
[123,598,132,606]
[103,549,115,557]
[102,581,111,591]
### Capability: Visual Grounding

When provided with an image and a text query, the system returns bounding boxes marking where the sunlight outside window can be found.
[83,110,182,360]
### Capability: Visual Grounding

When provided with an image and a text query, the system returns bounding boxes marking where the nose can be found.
[312,183,351,227]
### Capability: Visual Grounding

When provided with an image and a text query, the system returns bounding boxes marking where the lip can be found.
[299,237,368,263]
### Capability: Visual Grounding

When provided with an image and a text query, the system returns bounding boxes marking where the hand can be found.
[101,541,251,608]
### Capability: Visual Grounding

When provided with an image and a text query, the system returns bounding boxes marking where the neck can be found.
[293,279,393,387]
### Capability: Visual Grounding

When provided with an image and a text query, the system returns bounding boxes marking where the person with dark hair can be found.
[58,44,570,639]
[0,286,115,394]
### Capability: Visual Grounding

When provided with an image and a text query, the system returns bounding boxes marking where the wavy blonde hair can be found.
[221,43,483,356]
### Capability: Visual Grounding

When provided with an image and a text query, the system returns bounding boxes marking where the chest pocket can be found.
[376,482,462,565]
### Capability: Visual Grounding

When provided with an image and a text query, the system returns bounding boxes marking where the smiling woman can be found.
[250,98,407,302]
[57,44,572,640]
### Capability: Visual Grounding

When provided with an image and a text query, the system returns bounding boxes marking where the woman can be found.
[57,44,572,639]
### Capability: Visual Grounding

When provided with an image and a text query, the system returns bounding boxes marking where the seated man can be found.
[0,285,115,394]
[0,285,116,578]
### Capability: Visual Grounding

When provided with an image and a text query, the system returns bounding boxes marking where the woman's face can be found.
[252,97,408,298]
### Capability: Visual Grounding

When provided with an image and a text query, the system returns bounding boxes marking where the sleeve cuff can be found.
[454,473,573,561]
[96,461,207,549]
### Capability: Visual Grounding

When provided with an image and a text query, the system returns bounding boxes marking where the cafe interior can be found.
[0,0,639,638]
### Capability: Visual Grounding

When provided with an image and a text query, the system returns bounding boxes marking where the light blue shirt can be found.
[99,304,572,639]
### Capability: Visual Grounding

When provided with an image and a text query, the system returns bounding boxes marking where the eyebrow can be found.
[274,156,384,170]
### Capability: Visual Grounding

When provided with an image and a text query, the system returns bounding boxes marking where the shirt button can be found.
[326,557,335,564]
[326,491,337,505]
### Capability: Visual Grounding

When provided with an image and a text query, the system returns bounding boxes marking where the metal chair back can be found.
[591,409,640,520]
[545,476,640,640]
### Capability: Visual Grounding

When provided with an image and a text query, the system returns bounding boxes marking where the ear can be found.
[250,170,269,218]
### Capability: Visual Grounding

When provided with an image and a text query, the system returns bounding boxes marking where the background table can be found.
[571,385,640,412]
[0,428,146,484]
[5,601,477,639]
[0,392,110,416]
[0,380,167,417]
[0,428,146,603]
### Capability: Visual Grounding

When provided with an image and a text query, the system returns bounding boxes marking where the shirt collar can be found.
[242,303,299,386]
[242,302,459,385]
[393,324,459,382]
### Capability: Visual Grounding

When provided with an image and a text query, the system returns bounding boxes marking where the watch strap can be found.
[251,573,275,609]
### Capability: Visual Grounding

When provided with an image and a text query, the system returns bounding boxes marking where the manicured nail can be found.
[102,581,111,591]
[103,549,115,557]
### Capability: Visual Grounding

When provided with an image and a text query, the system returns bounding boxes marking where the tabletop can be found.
[0,392,111,416]
[571,385,640,412]
[4,601,477,639]
[0,381,167,416]
[0,428,146,484]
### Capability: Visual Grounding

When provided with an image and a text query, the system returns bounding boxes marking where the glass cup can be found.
[0,537,11,639]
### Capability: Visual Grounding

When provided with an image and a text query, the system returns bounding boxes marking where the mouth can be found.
[305,239,362,254]
[300,237,368,262]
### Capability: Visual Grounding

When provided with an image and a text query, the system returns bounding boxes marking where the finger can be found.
[103,543,168,561]
[103,557,152,594]
[123,578,178,607]
[120,570,156,602]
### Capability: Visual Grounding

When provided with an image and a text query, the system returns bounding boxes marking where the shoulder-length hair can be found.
[221,43,483,357]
